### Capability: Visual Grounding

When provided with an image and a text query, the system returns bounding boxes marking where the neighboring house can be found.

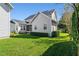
[10,20,17,33]
[0,3,13,38]
[10,20,27,33]
[25,9,57,37]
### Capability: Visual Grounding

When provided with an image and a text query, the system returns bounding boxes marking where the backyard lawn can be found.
[0,33,76,56]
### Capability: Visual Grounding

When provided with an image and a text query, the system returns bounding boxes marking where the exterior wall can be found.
[32,12,57,37]
[51,11,57,32]
[32,13,51,35]
[51,25,57,32]
[10,22,20,33]
[0,5,10,38]
[10,22,27,33]
[51,11,57,21]
[10,23,16,32]
[18,24,27,33]
[14,23,20,33]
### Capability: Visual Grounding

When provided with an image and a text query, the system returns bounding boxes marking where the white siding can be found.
[51,25,57,32]
[32,13,51,34]
[10,23,15,32]
[10,22,27,33]
[12,23,20,33]
[51,11,57,32]
[10,22,20,33]
[19,24,27,33]
[32,12,57,37]
[14,23,20,33]
[0,6,10,38]
[51,11,57,21]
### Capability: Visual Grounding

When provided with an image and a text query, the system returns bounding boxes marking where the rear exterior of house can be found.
[0,3,13,38]
[25,10,57,37]
[10,9,57,37]
[32,11,57,37]
[31,12,52,36]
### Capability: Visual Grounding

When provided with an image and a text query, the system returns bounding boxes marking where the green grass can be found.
[0,33,76,56]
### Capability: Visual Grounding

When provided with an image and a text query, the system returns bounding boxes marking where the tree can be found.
[58,15,68,33]
[64,3,79,55]
[72,4,79,55]
[62,11,72,34]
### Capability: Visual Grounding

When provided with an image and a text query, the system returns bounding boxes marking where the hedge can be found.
[30,31,59,37]
[31,32,48,37]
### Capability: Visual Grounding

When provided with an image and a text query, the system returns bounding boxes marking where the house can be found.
[0,3,13,38]
[10,9,57,37]
[10,20,27,33]
[25,9,57,37]
[10,20,17,33]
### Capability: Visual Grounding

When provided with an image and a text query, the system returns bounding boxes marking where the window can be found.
[27,25,32,31]
[21,25,23,30]
[44,24,47,30]
[34,25,37,30]
[21,25,26,30]
[23,25,26,30]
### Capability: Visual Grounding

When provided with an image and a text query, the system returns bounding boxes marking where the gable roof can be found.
[31,12,40,23]
[25,9,55,23]
[11,19,27,25]
[42,9,54,17]
[25,14,35,20]
[25,12,40,23]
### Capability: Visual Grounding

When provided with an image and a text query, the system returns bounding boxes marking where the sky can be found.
[11,3,64,21]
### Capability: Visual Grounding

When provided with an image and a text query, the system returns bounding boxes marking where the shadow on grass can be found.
[11,34,40,39]
[42,41,77,56]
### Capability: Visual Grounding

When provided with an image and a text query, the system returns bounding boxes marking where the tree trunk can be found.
[71,12,78,55]
[77,17,79,55]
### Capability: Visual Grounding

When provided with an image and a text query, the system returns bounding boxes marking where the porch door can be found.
[27,25,32,31]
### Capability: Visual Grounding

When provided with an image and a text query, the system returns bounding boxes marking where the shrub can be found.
[42,41,77,56]
[31,31,59,37]
[52,31,59,37]
[10,32,17,37]
[31,32,48,37]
